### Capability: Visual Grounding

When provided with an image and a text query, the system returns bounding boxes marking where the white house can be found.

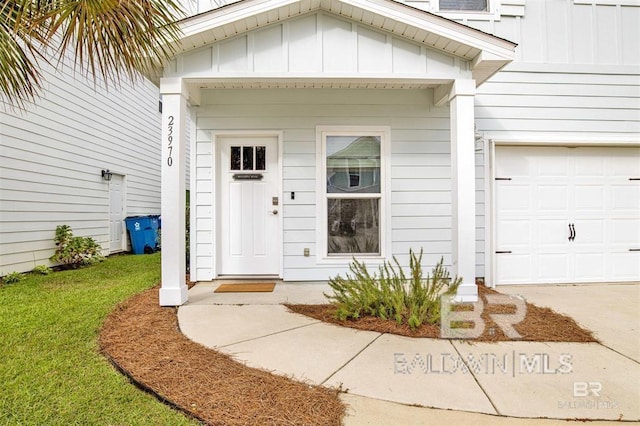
[0,58,166,275]
[158,0,639,306]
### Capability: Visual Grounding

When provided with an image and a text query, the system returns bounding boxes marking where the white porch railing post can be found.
[449,79,478,302]
[159,78,188,306]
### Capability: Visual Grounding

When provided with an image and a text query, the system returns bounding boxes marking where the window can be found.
[439,0,487,11]
[230,145,266,171]
[318,127,390,260]
[432,0,503,19]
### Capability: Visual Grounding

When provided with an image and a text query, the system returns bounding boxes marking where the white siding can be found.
[194,89,475,281]
[475,67,640,141]
[0,61,162,275]
[414,0,639,67]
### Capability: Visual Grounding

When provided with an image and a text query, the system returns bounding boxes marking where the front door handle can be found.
[270,210,278,215]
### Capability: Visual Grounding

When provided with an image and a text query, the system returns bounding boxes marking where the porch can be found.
[156,0,517,306]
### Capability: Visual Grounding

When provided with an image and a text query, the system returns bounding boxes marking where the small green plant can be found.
[3,271,25,284]
[32,265,51,275]
[325,249,461,329]
[50,225,104,268]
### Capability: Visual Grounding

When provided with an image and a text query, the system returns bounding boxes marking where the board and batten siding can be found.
[165,12,471,81]
[0,60,163,275]
[193,88,485,282]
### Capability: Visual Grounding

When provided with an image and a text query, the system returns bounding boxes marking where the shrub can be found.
[50,225,104,268]
[3,271,25,284]
[324,249,461,329]
[32,265,51,275]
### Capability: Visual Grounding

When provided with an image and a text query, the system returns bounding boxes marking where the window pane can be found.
[230,146,241,170]
[440,0,487,11]
[328,198,380,255]
[255,146,266,170]
[327,136,380,193]
[242,146,254,170]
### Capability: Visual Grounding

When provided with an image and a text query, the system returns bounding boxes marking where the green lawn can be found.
[0,254,196,425]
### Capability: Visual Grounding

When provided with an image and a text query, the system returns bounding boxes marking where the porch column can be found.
[449,79,478,302]
[159,78,188,306]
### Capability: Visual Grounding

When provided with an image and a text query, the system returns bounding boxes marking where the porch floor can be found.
[178,282,640,424]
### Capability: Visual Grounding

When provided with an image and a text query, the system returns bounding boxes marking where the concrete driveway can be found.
[500,283,640,363]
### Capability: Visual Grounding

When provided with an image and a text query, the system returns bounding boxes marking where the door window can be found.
[230,145,266,171]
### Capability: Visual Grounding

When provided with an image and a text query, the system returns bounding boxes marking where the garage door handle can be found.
[568,223,575,241]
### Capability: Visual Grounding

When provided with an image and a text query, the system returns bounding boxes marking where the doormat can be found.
[214,283,276,293]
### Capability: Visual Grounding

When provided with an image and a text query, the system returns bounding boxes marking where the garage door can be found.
[495,146,640,285]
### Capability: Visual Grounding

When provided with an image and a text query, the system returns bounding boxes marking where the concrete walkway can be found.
[179,282,640,424]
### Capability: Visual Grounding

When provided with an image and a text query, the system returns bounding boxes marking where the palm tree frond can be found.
[0,0,51,108]
[1,0,184,106]
[47,0,184,88]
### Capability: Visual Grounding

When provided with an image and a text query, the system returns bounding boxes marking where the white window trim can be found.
[316,125,391,265]
[432,0,502,21]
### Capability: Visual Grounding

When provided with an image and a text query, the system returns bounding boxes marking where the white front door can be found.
[495,146,640,285]
[109,174,125,253]
[217,136,280,276]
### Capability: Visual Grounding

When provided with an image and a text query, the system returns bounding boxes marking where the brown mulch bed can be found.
[99,286,345,426]
[286,285,597,343]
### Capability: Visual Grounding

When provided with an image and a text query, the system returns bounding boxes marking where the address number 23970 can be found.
[166,115,174,167]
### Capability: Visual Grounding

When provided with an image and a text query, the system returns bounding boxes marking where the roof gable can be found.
[164,0,516,85]
[165,12,474,88]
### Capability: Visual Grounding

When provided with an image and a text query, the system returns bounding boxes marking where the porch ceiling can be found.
[162,0,516,86]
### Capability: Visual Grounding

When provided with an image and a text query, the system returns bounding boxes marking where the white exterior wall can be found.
[468,0,639,142]
[428,0,640,281]
[194,88,459,281]
[0,61,163,275]
[475,66,639,141]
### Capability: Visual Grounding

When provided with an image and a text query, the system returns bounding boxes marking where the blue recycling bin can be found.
[124,216,159,254]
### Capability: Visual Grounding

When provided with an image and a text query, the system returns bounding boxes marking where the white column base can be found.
[159,285,189,306]
[454,282,479,302]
